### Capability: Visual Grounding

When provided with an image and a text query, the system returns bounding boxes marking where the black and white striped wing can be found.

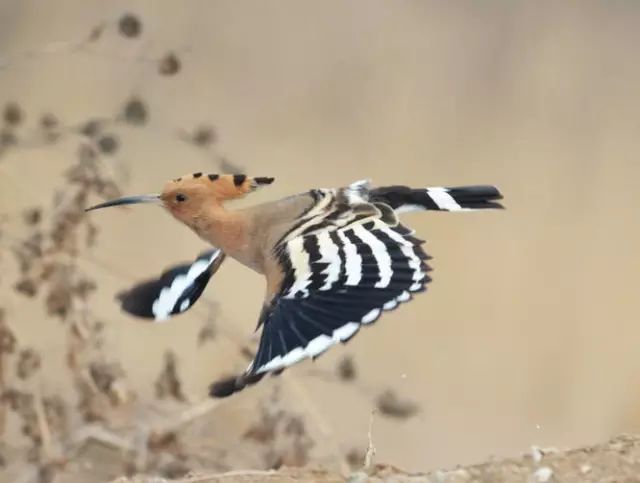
[116,249,225,321]
[370,185,504,213]
[210,215,430,397]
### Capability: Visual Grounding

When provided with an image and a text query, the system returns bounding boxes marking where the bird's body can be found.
[189,191,316,274]
[87,173,503,397]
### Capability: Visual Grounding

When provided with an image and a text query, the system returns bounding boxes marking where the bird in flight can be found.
[86,174,503,397]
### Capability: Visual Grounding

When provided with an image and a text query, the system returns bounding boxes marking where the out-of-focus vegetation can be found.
[0,11,420,482]
[2,1,640,482]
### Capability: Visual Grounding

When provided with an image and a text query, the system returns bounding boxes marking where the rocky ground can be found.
[111,434,640,482]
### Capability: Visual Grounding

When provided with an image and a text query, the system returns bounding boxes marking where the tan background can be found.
[1,0,640,474]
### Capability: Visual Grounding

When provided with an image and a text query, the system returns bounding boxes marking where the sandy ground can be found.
[111,434,640,482]
[1,2,640,481]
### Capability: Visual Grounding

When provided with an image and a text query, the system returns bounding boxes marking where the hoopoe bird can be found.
[86,174,503,397]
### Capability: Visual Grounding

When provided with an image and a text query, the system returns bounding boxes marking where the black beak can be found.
[85,194,160,212]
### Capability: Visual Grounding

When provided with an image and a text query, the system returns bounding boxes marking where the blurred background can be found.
[1,1,640,482]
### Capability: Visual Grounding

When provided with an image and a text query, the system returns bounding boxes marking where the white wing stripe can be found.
[256,321,360,373]
[337,229,362,286]
[151,251,221,321]
[316,231,341,290]
[426,187,471,212]
[352,224,393,288]
[377,224,425,282]
[333,322,359,341]
[284,237,312,298]
[361,308,381,324]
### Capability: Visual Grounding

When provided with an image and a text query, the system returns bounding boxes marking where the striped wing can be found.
[210,200,431,397]
[116,249,225,321]
[255,220,430,371]
[370,185,504,213]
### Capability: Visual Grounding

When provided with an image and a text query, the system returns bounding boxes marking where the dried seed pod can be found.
[87,23,105,43]
[147,431,179,452]
[192,125,216,147]
[2,388,33,411]
[122,97,148,125]
[79,119,103,138]
[73,277,97,299]
[336,355,357,381]
[158,52,181,76]
[346,448,365,469]
[3,102,23,126]
[0,313,16,354]
[22,207,42,226]
[97,134,119,154]
[14,278,38,297]
[375,389,419,419]
[118,13,142,38]
[16,348,41,380]
[40,113,58,130]
[45,282,72,318]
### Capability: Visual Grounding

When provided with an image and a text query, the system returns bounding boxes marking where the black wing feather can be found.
[117,249,225,321]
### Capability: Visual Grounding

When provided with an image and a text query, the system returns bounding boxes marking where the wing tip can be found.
[208,372,266,398]
[209,376,240,398]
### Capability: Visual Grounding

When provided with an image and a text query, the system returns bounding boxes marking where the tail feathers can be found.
[371,185,504,213]
[433,185,504,211]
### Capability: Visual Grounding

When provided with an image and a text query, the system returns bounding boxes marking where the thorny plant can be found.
[0,102,328,483]
[243,387,315,470]
[1,133,134,481]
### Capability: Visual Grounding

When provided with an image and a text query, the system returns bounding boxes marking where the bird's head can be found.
[85,173,275,224]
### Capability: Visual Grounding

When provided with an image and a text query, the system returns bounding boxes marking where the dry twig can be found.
[363,409,376,470]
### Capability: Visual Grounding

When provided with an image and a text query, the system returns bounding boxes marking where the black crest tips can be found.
[254,177,275,185]
[233,174,247,186]
[193,172,202,178]
[208,174,219,181]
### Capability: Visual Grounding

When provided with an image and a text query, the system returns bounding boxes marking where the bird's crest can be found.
[165,173,274,203]
[84,173,275,213]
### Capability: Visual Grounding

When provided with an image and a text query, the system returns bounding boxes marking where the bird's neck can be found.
[190,204,261,272]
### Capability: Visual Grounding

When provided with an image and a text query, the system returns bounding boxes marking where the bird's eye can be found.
[176,193,187,202]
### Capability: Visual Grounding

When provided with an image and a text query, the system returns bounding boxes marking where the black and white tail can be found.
[371,185,503,213]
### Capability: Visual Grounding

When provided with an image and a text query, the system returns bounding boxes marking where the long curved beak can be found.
[85,194,160,212]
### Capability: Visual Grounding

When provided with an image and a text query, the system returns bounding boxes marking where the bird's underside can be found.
[112,179,504,398]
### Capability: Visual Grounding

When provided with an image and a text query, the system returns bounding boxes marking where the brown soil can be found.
[112,434,640,482]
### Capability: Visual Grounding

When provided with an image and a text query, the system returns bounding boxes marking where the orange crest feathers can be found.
[163,173,274,203]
